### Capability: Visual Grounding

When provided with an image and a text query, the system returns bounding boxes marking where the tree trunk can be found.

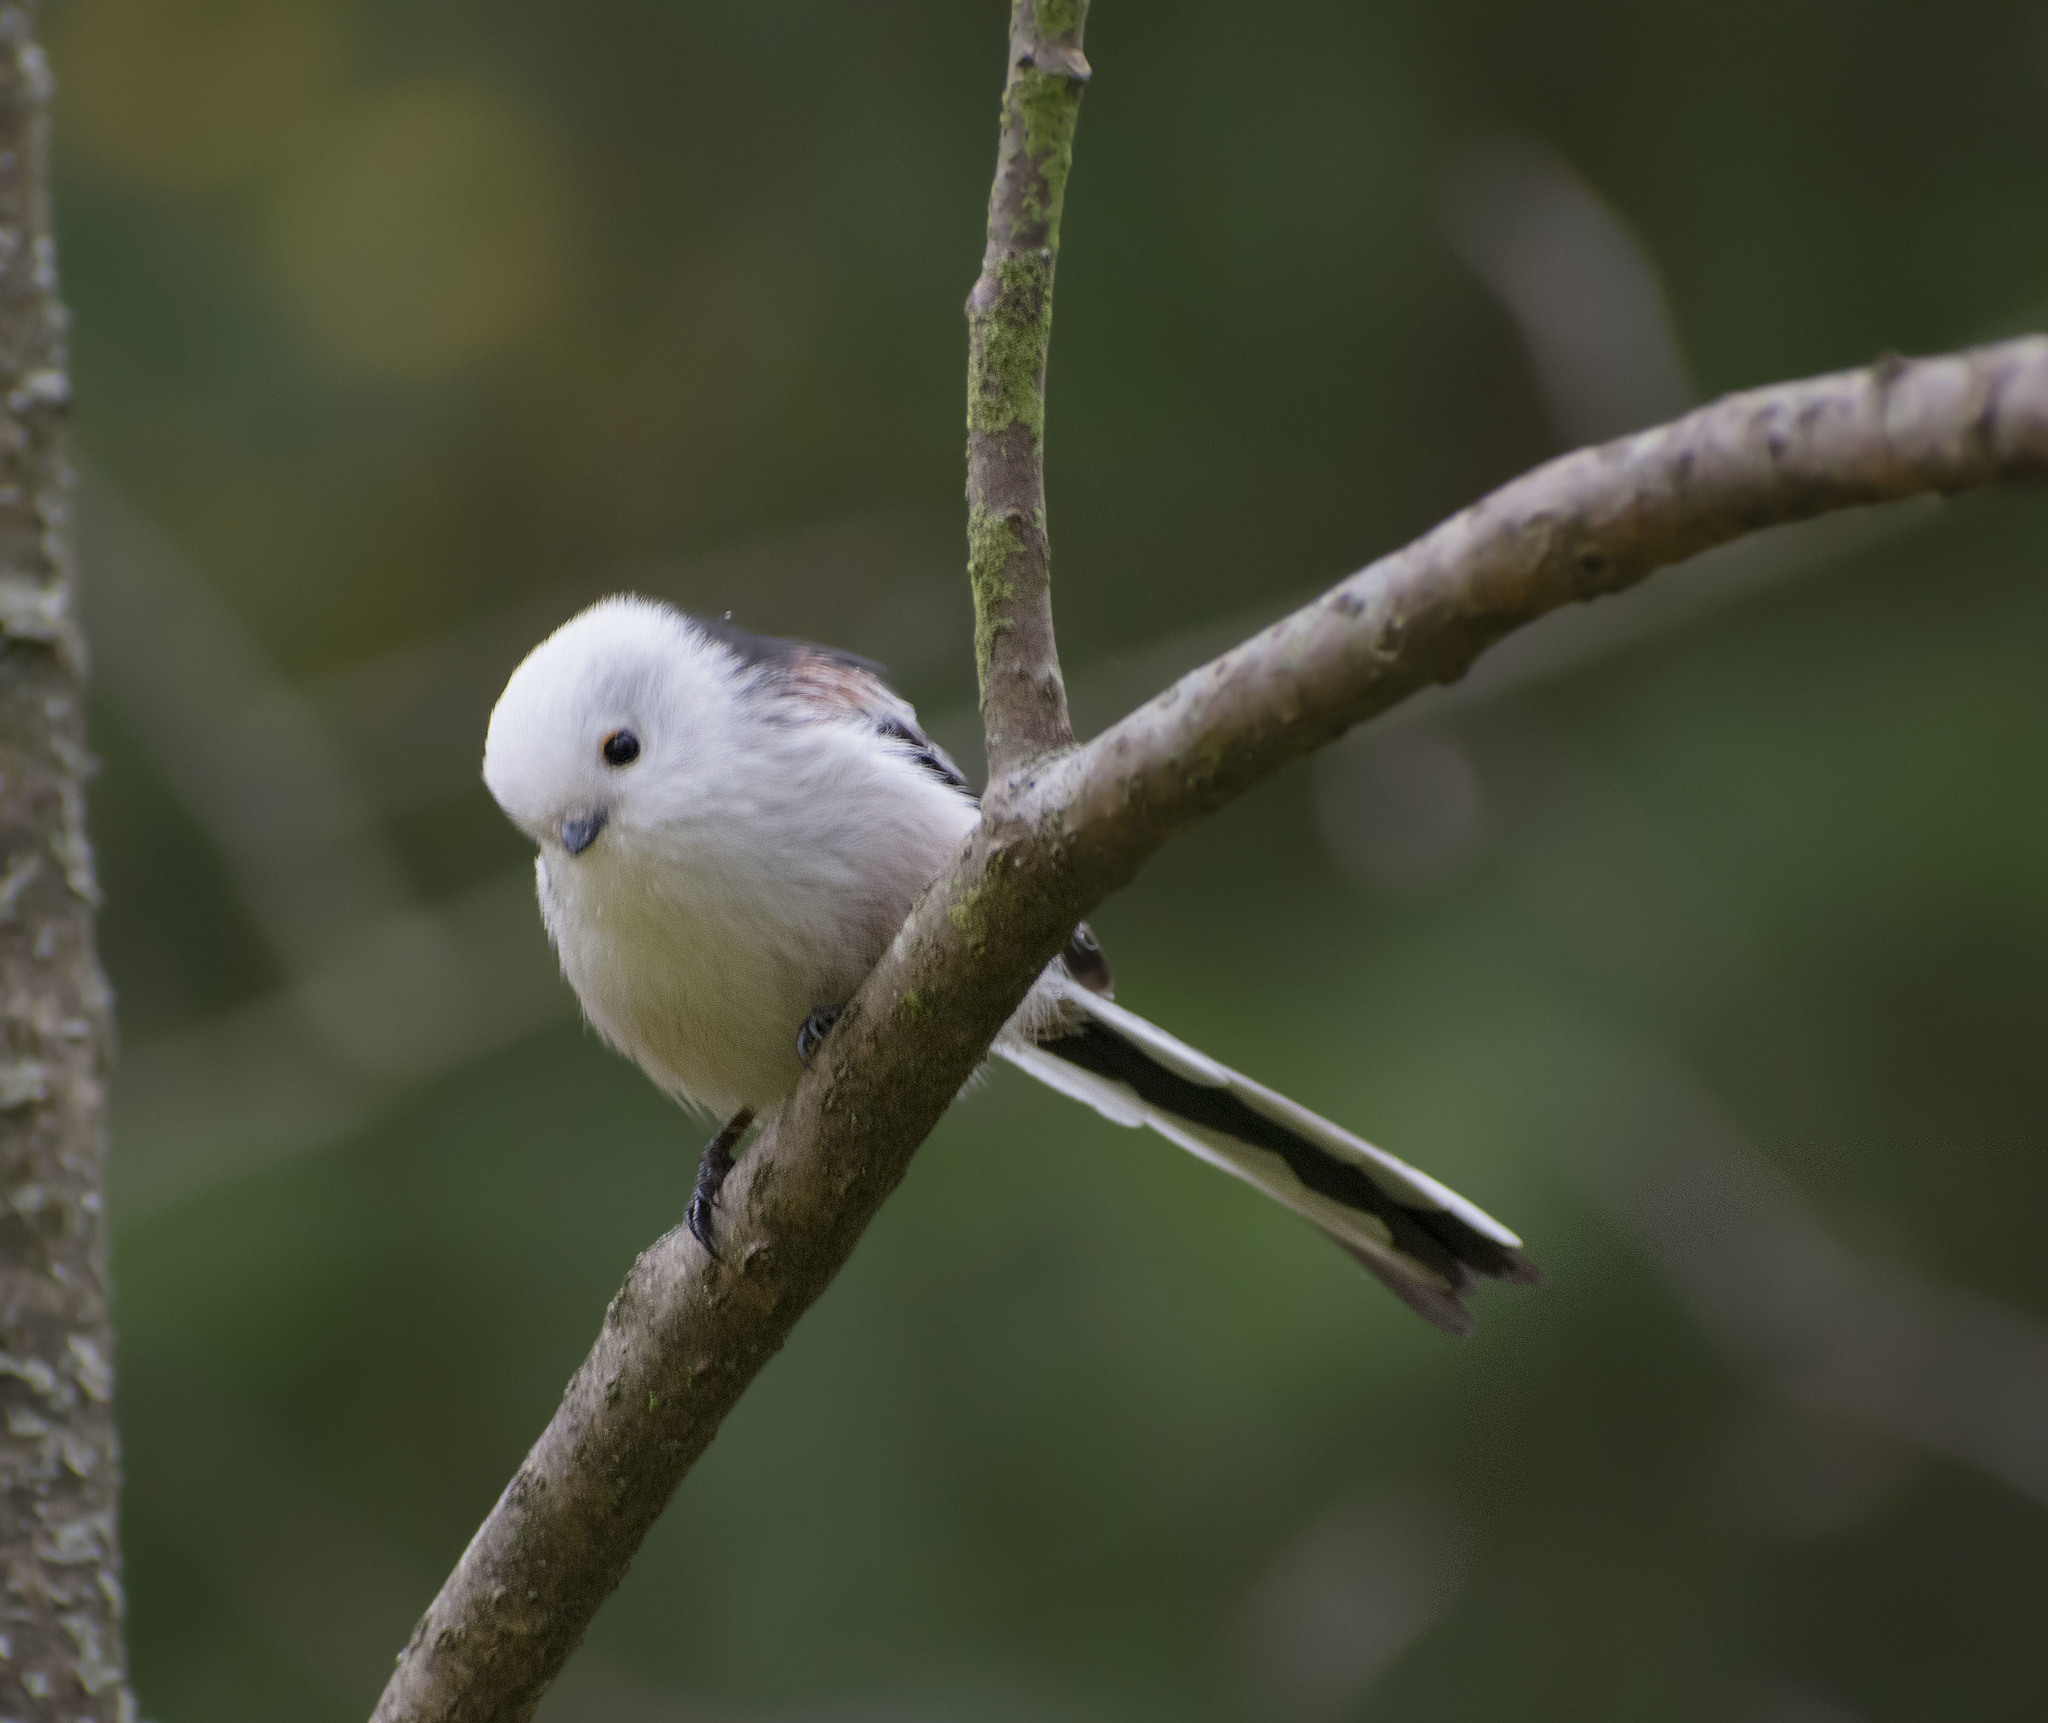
[0,6,137,1719]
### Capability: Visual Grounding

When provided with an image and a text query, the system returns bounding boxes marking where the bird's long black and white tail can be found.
[999,989,1540,1335]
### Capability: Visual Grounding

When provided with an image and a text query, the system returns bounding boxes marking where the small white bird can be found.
[482,596,1538,1333]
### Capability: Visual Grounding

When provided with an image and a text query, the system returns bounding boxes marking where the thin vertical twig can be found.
[966,0,1092,781]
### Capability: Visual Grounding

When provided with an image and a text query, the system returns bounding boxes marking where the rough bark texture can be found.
[0,8,137,1722]
[965,0,1090,779]
[373,338,2048,1723]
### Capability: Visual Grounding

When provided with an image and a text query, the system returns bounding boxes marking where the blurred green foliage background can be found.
[44,0,2048,1717]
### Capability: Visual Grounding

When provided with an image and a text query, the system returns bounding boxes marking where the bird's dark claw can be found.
[685,1185,721,1262]
[796,1005,843,1068]
[686,1109,753,1261]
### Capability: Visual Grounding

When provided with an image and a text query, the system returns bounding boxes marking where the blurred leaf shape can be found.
[1441,131,1696,447]
[1230,1485,1472,1723]
[55,0,345,190]
[265,79,570,379]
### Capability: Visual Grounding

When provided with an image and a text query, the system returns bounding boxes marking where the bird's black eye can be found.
[601,729,641,767]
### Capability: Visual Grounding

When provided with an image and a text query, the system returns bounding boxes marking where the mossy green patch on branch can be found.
[945,878,997,963]
[966,504,1021,604]
[1034,0,1086,41]
[1013,67,1082,245]
[967,503,1024,680]
[967,254,1052,439]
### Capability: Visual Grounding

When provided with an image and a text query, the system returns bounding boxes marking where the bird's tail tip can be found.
[1018,992,1542,1333]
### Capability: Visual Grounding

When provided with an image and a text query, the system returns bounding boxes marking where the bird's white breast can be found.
[538,718,978,1119]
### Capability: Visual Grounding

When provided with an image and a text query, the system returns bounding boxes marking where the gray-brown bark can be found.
[0,7,137,1721]
[372,337,2048,1723]
[965,0,1090,779]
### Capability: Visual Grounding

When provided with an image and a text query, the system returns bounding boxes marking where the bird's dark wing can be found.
[694,614,972,794]
[696,613,1111,994]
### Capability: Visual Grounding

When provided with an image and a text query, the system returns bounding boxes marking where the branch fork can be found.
[367,5,2048,1712]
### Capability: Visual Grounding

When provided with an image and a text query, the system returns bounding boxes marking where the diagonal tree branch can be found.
[373,338,2048,1722]
[966,0,1091,779]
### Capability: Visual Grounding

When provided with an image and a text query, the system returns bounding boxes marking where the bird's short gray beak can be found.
[560,810,608,856]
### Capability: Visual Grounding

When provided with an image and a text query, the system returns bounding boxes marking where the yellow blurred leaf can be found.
[265,80,571,380]
[55,0,344,190]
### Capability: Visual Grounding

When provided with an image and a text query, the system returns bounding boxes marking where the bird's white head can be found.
[481,596,743,858]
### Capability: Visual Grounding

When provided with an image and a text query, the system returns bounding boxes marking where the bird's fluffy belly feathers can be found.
[539,722,979,1117]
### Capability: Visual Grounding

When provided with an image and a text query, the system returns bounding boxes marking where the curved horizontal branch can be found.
[372,336,2048,1723]
[1025,338,2048,857]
